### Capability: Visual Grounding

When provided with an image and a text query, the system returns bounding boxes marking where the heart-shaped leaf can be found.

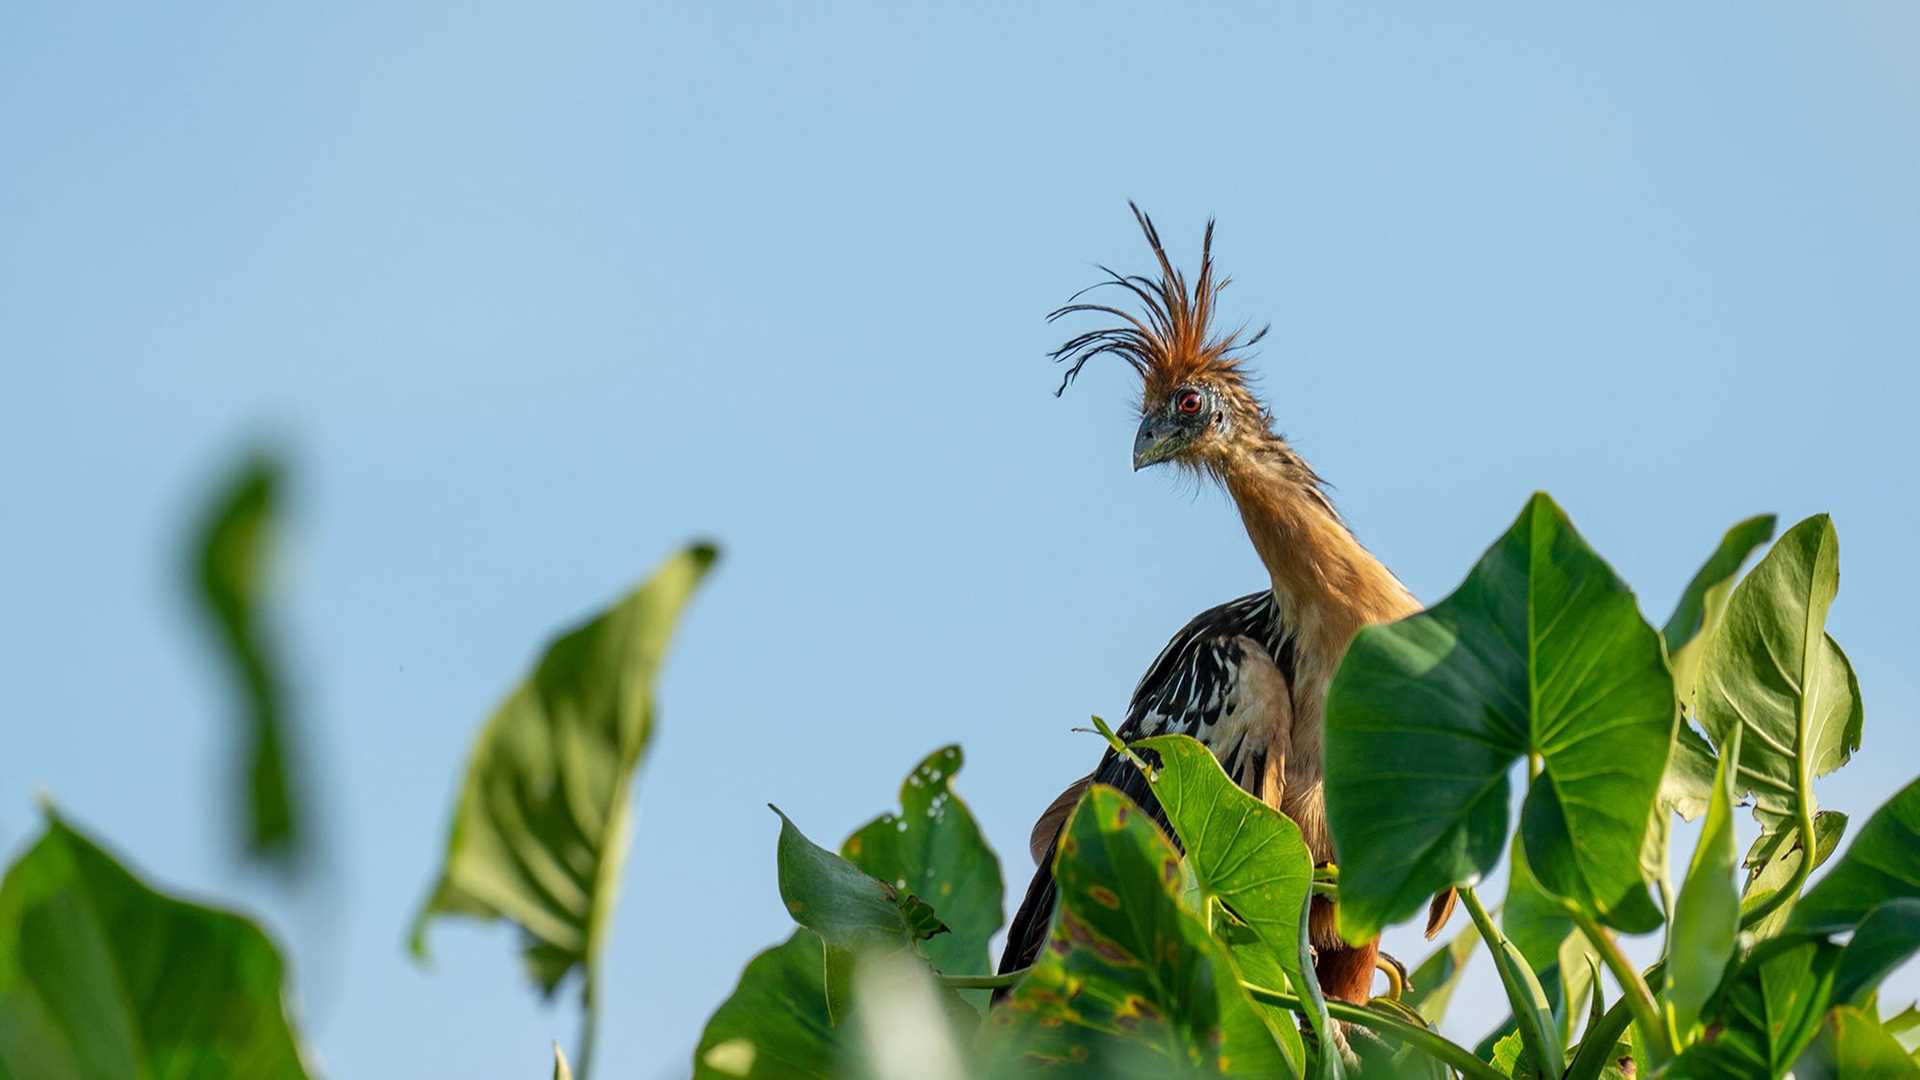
[1326,493,1674,941]
[840,746,1003,983]
[1132,734,1320,1073]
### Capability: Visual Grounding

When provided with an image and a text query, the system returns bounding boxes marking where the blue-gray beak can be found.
[1132,414,1186,471]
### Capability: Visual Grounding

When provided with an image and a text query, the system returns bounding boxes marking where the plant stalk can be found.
[1459,883,1564,1078]
[575,964,600,1080]
[938,969,1027,990]
[1570,910,1671,1065]
[1240,981,1504,1080]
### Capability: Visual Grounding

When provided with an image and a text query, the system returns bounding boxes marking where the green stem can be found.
[1460,883,1564,1078]
[1240,981,1505,1080]
[575,965,599,1080]
[1570,910,1671,1065]
[938,969,1028,990]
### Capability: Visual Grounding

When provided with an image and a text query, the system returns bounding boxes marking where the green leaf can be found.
[1831,900,1920,1008]
[1489,1031,1539,1078]
[1133,734,1321,1070]
[1665,726,1741,1038]
[1326,493,1674,942]
[0,808,311,1078]
[994,785,1297,1077]
[1796,1005,1920,1079]
[552,1043,574,1080]
[1668,935,1841,1078]
[773,807,947,954]
[410,542,718,996]
[1664,513,1778,703]
[1791,776,1920,934]
[186,451,305,863]
[1742,811,1847,938]
[1404,919,1480,1026]
[1696,516,1861,841]
[840,746,1004,984]
[693,932,837,1080]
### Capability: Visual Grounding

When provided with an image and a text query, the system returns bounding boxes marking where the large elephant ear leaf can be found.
[410,542,718,996]
[993,785,1298,1078]
[0,808,313,1078]
[1326,493,1674,941]
[1695,516,1861,843]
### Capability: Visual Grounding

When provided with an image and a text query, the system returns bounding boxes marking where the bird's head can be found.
[1050,204,1271,476]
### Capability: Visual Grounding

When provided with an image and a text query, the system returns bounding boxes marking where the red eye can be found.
[1176,390,1203,415]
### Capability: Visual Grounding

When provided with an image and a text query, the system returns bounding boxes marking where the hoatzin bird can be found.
[999,206,1455,1011]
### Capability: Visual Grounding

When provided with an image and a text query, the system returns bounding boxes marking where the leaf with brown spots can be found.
[997,784,1299,1077]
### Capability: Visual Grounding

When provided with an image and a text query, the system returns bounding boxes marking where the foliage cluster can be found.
[2,459,1916,1080]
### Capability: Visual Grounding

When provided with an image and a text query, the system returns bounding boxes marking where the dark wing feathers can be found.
[996,590,1295,983]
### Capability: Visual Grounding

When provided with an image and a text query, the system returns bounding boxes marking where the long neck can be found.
[1217,440,1418,669]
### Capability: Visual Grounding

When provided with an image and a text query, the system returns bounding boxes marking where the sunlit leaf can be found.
[186,450,305,864]
[552,1043,574,1080]
[1134,734,1319,1071]
[410,542,718,997]
[1791,776,1920,934]
[0,808,311,1078]
[840,746,1003,985]
[1326,493,1673,942]
[1664,513,1777,704]
[993,785,1296,1077]
[1696,516,1861,842]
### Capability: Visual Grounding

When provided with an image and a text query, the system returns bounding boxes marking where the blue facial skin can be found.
[1132,385,1214,471]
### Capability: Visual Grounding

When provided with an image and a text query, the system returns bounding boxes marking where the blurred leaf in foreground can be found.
[0,806,311,1078]
[410,542,717,1076]
[186,450,305,865]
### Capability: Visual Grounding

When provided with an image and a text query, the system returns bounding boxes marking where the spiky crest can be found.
[1048,203,1268,402]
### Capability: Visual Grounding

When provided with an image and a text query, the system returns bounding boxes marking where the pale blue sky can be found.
[3,3,1916,1076]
